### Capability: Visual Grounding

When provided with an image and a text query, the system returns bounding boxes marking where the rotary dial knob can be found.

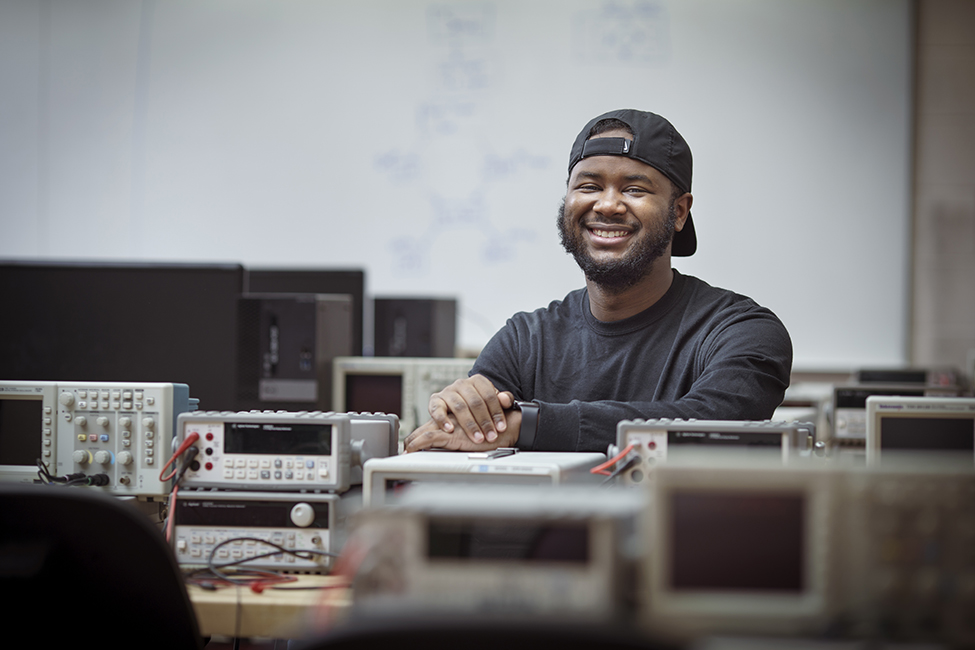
[290,503,315,528]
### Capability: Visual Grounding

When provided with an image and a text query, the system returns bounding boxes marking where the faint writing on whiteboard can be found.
[426,3,495,43]
[572,1,671,65]
[438,56,492,92]
[484,150,549,181]
[373,2,550,275]
[426,3,497,95]
[375,148,553,186]
[388,191,538,273]
[375,150,421,181]
[416,100,478,136]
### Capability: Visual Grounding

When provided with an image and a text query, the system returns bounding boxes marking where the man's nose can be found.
[593,188,626,216]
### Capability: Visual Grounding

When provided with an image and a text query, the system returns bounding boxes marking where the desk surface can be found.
[187,574,351,640]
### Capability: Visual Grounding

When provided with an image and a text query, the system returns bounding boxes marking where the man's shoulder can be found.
[677,271,790,351]
[679,271,771,313]
[511,287,587,322]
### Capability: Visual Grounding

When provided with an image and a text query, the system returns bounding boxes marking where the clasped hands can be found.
[403,374,521,453]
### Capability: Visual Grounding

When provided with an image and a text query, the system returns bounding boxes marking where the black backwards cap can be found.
[568,109,696,257]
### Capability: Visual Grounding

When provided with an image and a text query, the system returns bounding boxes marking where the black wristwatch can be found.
[513,400,540,450]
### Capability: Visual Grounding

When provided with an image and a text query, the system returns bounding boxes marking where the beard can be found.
[557,199,677,293]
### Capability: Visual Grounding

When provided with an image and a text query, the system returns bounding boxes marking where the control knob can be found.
[290,503,315,528]
[59,392,75,407]
[73,450,90,465]
[117,451,133,466]
[75,416,88,428]
[97,416,110,428]
[94,450,112,465]
[119,416,132,430]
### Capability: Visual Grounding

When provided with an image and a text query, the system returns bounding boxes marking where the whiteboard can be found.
[0,0,913,369]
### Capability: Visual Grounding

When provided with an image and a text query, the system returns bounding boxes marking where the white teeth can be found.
[592,229,628,239]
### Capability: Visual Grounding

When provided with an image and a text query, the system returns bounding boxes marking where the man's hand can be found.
[428,374,515,445]
[404,408,522,453]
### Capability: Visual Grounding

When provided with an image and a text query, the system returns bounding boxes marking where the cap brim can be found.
[672,212,697,257]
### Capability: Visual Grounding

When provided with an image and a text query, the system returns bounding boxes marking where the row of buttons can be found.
[41,409,54,458]
[72,389,151,401]
[186,547,304,562]
[222,458,319,470]
[188,532,298,546]
[223,468,326,481]
[60,389,156,412]
[177,532,321,563]
[73,401,151,411]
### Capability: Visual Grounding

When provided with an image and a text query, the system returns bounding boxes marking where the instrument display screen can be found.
[670,491,805,592]
[225,421,333,455]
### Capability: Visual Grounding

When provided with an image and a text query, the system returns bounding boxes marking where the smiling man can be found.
[405,109,792,454]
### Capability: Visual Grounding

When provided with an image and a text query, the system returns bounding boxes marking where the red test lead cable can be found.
[590,443,635,476]
[160,432,200,482]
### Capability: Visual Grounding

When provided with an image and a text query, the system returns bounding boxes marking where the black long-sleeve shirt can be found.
[471,270,793,452]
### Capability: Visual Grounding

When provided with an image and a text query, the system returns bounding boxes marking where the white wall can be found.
[0,0,913,368]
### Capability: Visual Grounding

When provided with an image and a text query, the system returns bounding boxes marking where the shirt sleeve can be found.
[471,302,793,454]
[537,310,794,452]
[470,316,531,399]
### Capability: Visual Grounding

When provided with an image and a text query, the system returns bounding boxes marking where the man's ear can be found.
[673,192,693,232]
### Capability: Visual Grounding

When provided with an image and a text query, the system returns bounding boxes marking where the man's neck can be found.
[586,265,675,322]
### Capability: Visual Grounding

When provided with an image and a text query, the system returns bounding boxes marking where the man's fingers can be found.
[456,375,511,442]
[404,429,443,453]
[470,375,509,435]
[442,388,491,443]
[426,375,511,444]
[405,420,451,453]
[497,391,515,410]
[404,416,508,454]
[427,394,454,432]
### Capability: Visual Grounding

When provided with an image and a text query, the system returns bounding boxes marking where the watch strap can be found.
[514,400,540,450]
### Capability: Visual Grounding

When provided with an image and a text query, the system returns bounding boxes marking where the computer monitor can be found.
[865,395,975,465]
[0,260,243,410]
[645,461,835,639]
[245,268,365,356]
[373,297,457,357]
[235,293,354,412]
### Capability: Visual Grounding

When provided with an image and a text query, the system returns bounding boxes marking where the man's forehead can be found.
[570,151,670,185]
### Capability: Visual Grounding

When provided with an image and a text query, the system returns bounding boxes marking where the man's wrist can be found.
[512,400,540,449]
